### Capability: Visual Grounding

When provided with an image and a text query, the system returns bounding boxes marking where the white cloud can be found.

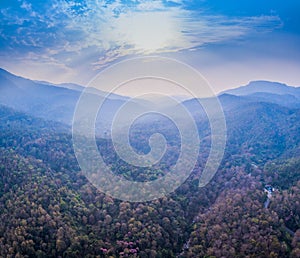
[53,0,281,68]
[136,1,165,11]
[90,7,281,67]
[20,1,38,17]
[0,0,282,73]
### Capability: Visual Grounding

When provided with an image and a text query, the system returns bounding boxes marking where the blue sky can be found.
[0,0,299,93]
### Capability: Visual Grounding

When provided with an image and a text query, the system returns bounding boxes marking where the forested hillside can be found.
[0,70,299,257]
[0,94,300,257]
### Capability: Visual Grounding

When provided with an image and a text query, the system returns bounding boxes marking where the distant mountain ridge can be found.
[0,68,132,128]
[1,68,300,130]
[1,70,300,258]
[34,80,84,92]
[222,80,300,99]
[221,81,300,109]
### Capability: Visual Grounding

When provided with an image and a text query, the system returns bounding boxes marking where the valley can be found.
[0,70,300,257]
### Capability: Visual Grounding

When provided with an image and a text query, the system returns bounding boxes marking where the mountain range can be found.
[0,68,137,134]
[1,68,300,125]
[1,68,300,257]
[1,67,300,161]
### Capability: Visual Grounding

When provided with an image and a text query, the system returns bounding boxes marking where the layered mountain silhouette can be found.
[1,68,300,120]
[223,80,300,97]
[1,69,300,257]
[1,68,300,148]
[0,68,134,132]
[222,80,300,109]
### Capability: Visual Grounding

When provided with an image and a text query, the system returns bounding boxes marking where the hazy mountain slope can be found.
[244,92,300,108]
[225,101,300,162]
[223,80,300,99]
[1,89,300,256]
[180,93,300,166]
[0,68,81,124]
[35,80,85,92]
[0,68,136,126]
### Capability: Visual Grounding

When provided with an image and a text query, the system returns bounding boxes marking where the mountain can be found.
[244,92,300,109]
[182,93,251,115]
[180,93,300,160]
[0,68,80,124]
[183,80,300,117]
[223,80,300,100]
[0,68,135,127]
[3,69,300,127]
[220,81,300,109]
[1,72,300,257]
[1,86,300,257]
[35,80,84,92]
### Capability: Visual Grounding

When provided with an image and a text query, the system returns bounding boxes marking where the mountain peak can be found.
[248,80,289,88]
[223,80,300,98]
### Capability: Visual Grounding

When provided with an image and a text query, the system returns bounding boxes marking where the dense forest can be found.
[0,71,300,257]
[0,99,300,257]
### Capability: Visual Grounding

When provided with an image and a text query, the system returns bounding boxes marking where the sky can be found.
[0,0,300,94]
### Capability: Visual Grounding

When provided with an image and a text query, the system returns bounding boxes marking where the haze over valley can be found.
[1,68,300,257]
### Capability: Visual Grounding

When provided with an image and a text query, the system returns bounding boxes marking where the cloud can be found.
[0,0,282,72]
[91,7,281,67]
[54,0,281,67]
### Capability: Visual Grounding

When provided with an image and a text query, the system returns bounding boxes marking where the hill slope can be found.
[223,80,300,99]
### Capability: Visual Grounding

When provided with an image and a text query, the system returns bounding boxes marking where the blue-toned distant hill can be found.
[0,68,133,128]
[2,68,300,122]
[0,68,80,124]
[35,80,84,92]
[222,81,300,108]
[180,80,300,116]
[1,73,300,257]
[1,68,300,150]
[223,80,300,97]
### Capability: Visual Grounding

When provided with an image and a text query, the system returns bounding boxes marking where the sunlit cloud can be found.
[82,1,281,68]
[0,0,283,77]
